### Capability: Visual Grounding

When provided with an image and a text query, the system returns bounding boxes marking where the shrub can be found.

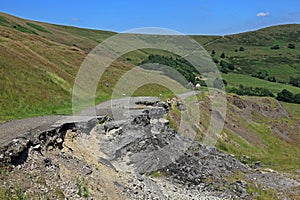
[211,50,216,56]
[213,58,219,64]
[276,89,294,103]
[252,70,268,79]
[220,52,225,58]
[270,45,280,50]
[294,93,300,103]
[288,43,295,49]
[229,85,274,97]
[267,76,276,82]
[289,77,300,87]
[220,60,235,71]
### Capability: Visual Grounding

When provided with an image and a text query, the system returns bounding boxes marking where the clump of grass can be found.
[224,171,277,199]
[0,15,9,26]
[55,187,65,199]
[76,177,89,198]
[246,181,277,199]
[36,177,47,186]
[13,24,38,35]
[26,23,51,33]
[151,171,162,178]
[0,184,28,200]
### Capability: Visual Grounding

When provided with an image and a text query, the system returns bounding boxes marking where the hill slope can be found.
[0,12,300,199]
[194,24,300,84]
[1,12,300,121]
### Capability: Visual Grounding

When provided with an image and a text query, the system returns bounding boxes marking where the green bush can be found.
[294,93,300,103]
[267,76,276,82]
[252,70,268,80]
[270,44,280,50]
[276,89,300,104]
[288,43,295,49]
[142,54,202,84]
[220,60,235,71]
[229,85,274,97]
[289,76,300,87]
[220,52,225,58]
[276,89,294,103]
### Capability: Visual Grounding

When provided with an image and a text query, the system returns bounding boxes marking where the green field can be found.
[222,73,300,94]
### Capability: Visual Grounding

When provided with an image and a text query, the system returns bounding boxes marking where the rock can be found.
[44,158,52,167]
[82,165,93,175]
[98,157,117,172]
[56,138,63,144]
[294,169,300,173]
[12,139,19,143]
[232,95,246,109]
[137,175,144,182]
[33,144,41,150]
[177,102,186,111]
[254,161,262,168]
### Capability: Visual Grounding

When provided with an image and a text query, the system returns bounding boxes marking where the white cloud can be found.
[256,12,270,17]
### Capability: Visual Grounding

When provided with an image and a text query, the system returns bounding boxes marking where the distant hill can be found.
[1,12,300,121]
[193,24,300,84]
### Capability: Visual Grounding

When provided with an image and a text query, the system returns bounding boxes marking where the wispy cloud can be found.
[70,18,79,21]
[256,12,270,17]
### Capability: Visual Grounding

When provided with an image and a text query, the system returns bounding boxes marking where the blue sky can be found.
[1,0,300,35]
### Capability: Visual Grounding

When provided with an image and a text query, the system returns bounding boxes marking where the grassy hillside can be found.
[0,13,188,121]
[194,24,300,84]
[1,12,300,122]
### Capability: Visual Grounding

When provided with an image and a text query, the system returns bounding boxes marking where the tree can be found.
[220,60,235,71]
[267,76,276,82]
[220,52,225,58]
[220,66,228,74]
[211,50,216,56]
[288,43,295,49]
[253,70,268,79]
[271,45,280,50]
[294,93,300,103]
[289,77,300,87]
[213,58,219,64]
[276,89,294,103]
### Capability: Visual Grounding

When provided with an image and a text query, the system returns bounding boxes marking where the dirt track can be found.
[0,92,199,146]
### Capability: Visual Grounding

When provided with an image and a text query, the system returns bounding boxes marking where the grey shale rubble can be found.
[0,97,299,199]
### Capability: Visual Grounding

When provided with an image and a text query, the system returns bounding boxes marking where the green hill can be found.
[0,12,113,121]
[0,13,187,121]
[1,12,300,122]
[194,24,300,84]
